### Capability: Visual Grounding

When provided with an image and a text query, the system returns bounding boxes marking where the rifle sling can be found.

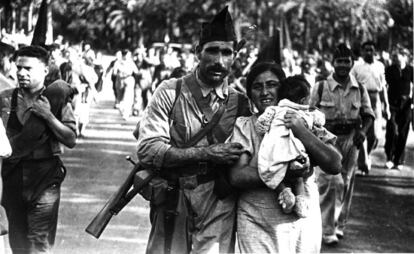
[182,101,227,148]
[183,75,229,144]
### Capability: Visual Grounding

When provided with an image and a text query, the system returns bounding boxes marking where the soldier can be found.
[310,44,374,245]
[351,41,390,175]
[136,6,251,254]
[0,46,76,253]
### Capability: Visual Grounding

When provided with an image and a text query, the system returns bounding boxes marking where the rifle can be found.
[85,156,157,238]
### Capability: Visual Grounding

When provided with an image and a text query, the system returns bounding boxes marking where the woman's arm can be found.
[229,153,266,189]
[284,110,342,174]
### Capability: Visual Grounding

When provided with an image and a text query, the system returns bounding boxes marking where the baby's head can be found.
[279,75,311,105]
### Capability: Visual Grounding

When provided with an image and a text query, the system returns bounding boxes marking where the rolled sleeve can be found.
[137,79,177,168]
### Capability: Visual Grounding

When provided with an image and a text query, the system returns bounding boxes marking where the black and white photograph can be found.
[0,0,413,253]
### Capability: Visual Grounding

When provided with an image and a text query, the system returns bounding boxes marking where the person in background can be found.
[310,43,374,245]
[351,41,390,175]
[44,44,63,87]
[113,49,139,118]
[65,47,98,137]
[105,50,122,108]
[0,41,17,91]
[151,50,172,91]
[384,48,413,170]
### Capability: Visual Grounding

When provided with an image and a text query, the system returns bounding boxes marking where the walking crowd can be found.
[0,5,413,254]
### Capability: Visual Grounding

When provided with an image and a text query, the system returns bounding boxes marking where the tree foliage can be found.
[1,0,412,53]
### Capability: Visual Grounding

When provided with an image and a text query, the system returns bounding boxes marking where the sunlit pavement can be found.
[322,121,414,253]
[3,81,414,253]
[53,90,149,253]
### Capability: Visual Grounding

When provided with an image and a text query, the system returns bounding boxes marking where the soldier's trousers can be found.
[317,131,359,236]
[3,159,61,254]
[145,181,236,254]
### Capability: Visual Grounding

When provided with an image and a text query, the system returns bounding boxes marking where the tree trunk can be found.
[284,15,292,50]
[231,2,242,41]
[11,7,16,34]
[303,14,309,53]
[0,8,2,31]
[28,1,34,32]
[46,0,53,44]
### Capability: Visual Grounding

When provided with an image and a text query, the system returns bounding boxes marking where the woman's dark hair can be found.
[279,75,310,103]
[245,61,286,98]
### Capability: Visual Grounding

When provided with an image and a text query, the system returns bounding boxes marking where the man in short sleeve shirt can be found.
[0,46,76,253]
[310,44,374,245]
[351,41,390,174]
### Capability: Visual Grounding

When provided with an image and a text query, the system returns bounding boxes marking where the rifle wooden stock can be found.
[85,162,142,238]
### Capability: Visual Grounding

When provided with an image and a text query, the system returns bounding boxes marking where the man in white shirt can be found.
[351,41,390,175]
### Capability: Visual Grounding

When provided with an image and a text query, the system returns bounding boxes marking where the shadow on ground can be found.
[322,168,414,253]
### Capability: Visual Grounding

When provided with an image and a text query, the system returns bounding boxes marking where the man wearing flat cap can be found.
[137,6,251,254]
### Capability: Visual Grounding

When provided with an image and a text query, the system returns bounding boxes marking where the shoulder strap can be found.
[168,75,227,148]
[168,78,182,120]
[11,88,19,110]
[316,81,324,107]
[182,101,227,148]
[183,75,217,120]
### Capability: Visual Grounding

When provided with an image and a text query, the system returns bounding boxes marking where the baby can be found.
[256,75,325,218]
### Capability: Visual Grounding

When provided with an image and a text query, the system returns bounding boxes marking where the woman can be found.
[0,118,11,249]
[228,62,342,253]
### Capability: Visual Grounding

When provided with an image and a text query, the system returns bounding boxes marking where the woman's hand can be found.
[283,110,342,175]
[283,110,307,135]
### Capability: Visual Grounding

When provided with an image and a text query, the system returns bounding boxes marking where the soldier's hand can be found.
[31,95,52,120]
[206,142,245,164]
[353,129,366,148]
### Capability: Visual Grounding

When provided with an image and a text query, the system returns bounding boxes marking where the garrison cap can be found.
[199,6,236,47]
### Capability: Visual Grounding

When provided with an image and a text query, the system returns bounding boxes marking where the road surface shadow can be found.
[322,174,414,253]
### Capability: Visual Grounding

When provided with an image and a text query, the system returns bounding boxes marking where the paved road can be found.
[4,85,414,253]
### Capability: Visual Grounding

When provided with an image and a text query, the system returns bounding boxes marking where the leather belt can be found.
[171,161,214,176]
[326,123,358,135]
[160,162,217,189]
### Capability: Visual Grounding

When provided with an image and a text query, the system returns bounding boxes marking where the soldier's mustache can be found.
[207,65,228,73]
